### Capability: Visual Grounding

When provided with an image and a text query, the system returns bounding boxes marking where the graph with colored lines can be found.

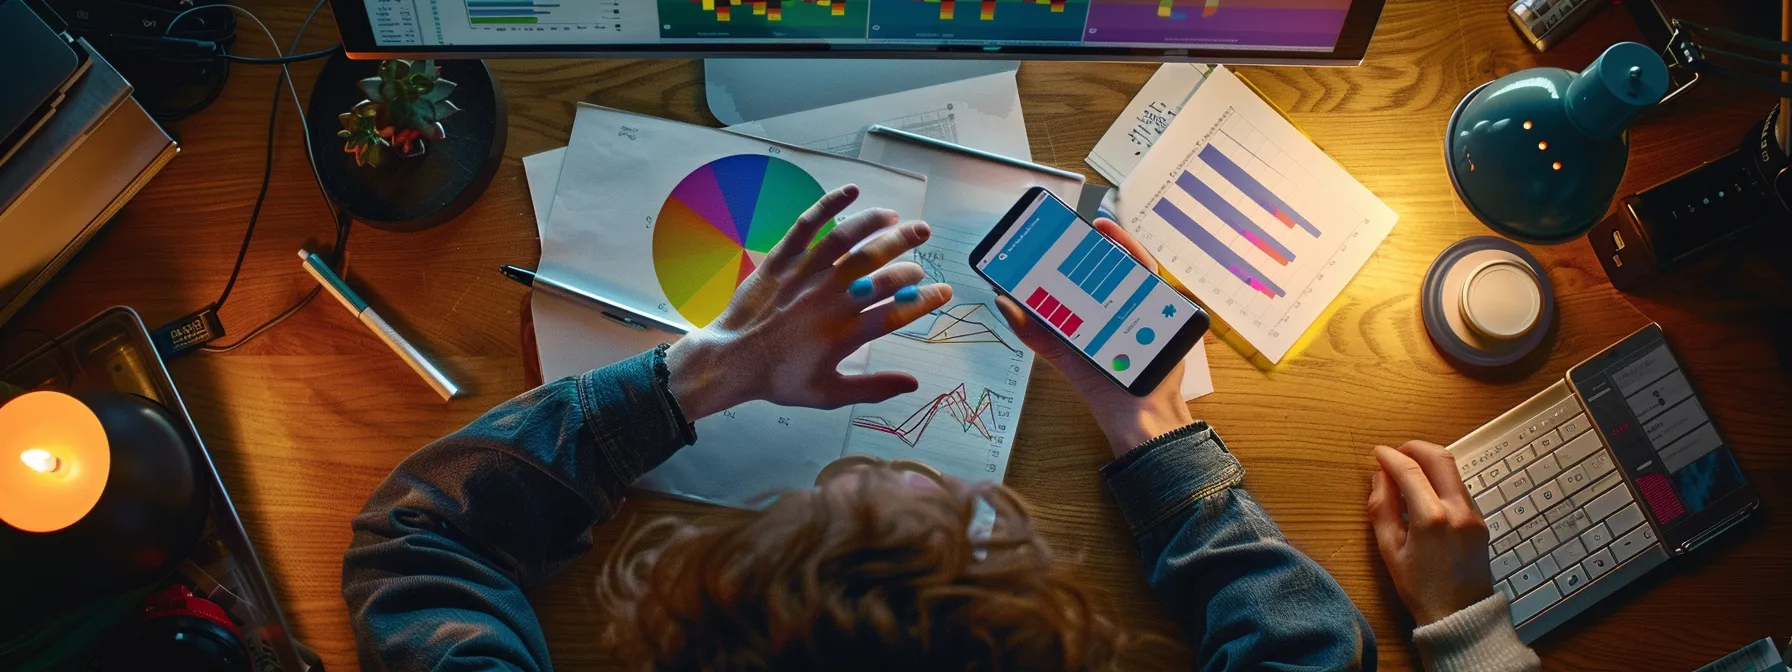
[868,0,1089,42]
[651,154,826,327]
[850,384,1009,447]
[1083,0,1351,48]
[660,0,867,38]
[896,303,1023,353]
[1119,67,1395,363]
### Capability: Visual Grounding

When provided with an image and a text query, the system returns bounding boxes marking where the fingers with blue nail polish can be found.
[849,276,875,299]
[894,285,921,303]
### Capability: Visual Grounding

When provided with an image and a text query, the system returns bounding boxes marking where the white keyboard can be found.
[1448,382,1669,643]
[1507,0,1603,51]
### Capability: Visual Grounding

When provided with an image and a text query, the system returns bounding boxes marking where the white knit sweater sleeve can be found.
[1411,594,1542,672]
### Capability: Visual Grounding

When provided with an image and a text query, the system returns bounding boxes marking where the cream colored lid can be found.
[1459,259,1541,340]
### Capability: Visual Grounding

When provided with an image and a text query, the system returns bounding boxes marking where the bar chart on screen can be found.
[1119,66,1395,363]
[464,0,628,29]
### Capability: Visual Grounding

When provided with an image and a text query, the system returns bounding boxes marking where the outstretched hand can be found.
[666,185,953,419]
[994,217,1192,458]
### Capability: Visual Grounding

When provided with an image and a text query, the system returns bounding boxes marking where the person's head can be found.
[598,465,1124,671]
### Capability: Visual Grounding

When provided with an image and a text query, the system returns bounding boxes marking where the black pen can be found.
[500,265,691,335]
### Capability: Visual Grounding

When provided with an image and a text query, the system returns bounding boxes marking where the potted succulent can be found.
[337,59,462,168]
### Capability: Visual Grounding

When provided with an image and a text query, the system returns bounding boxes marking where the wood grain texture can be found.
[6,0,1789,669]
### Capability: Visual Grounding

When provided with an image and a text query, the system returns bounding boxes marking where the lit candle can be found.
[0,391,111,533]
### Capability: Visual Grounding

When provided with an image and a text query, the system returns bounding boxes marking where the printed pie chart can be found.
[652,154,827,327]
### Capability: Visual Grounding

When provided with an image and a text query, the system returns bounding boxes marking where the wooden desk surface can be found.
[8,0,1790,669]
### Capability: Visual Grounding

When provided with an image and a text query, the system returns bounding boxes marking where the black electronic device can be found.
[972,187,1208,396]
[0,0,89,165]
[1565,323,1757,555]
[42,0,236,121]
[329,0,1387,65]
[1589,107,1792,290]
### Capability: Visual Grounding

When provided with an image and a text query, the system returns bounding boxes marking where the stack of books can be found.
[0,4,178,326]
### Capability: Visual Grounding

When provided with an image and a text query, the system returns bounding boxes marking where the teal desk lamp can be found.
[1447,42,1671,243]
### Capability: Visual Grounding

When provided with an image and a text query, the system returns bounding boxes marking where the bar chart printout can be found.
[1118,66,1396,363]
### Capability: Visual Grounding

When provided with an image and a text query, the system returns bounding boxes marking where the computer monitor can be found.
[333,0,1387,64]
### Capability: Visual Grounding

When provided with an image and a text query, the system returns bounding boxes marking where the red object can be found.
[142,585,243,641]
[1636,473,1686,522]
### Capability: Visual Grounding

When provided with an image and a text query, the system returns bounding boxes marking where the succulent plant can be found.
[339,59,463,167]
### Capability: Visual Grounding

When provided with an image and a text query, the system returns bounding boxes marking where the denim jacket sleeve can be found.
[340,347,695,672]
[1101,422,1377,671]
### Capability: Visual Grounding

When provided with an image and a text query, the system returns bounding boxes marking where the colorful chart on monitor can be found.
[652,154,826,327]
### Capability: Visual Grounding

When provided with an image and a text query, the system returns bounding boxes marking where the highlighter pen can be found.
[299,250,462,401]
[499,265,691,335]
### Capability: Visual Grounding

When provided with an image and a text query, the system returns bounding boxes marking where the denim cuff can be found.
[1099,422,1245,536]
[575,346,698,484]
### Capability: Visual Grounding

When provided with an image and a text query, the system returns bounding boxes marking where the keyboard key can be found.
[1579,521,1614,551]
[1611,523,1655,562]
[1582,450,1616,480]
[1499,473,1535,502]
[1510,582,1561,625]
[1515,539,1540,563]
[1464,473,1484,496]
[1517,514,1549,540]
[1535,553,1560,578]
[1551,536,1588,568]
[1505,445,1536,472]
[1554,428,1602,468]
[1583,547,1616,580]
[1481,461,1509,486]
[1605,503,1646,537]
[1558,413,1591,441]
[1530,479,1566,509]
[1530,526,1560,555]
[1476,488,1508,516]
[1585,484,1634,524]
[1555,563,1590,594]
[1575,473,1624,508]
[1533,430,1561,454]
[1509,561,1548,595]
[1556,464,1593,498]
[1542,396,1580,430]
[1526,454,1562,483]
[1502,495,1542,527]
[1486,510,1510,538]
[1551,508,1591,541]
[1544,501,1574,523]
[1493,531,1522,555]
[1497,580,1516,602]
[1491,549,1523,581]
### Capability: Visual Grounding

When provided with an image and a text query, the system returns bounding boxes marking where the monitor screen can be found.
[333,0,1386,62]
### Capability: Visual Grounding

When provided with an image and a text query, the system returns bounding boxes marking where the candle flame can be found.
[20,448,60,474]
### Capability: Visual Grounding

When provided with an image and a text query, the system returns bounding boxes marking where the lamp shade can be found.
[1447,42,1669,243]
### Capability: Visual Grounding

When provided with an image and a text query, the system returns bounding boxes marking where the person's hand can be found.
[994,218,1192,458]
[1367,441,1495,627]
[665,185,952,419]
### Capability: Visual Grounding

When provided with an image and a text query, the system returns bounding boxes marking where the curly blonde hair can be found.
[598,467,1124,671]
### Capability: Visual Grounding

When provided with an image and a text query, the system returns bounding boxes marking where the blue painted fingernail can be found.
[894,285,921,303]
[849,276,875,299]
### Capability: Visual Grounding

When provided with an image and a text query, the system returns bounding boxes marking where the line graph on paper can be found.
[850,384,1011,447]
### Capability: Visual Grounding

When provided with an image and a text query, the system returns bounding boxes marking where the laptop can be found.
[1446,323,1758,643]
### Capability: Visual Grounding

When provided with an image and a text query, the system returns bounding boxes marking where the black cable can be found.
[194,0,348,354]
[222,45,343,64]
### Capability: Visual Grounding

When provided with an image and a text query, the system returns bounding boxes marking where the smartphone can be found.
[971,187,1209,396]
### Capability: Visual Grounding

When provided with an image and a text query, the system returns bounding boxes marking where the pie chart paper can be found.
[654,154,827,327]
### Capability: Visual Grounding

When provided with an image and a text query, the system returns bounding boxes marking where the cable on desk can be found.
[223,45,343,64]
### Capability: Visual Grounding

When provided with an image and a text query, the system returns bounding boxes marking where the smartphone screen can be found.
[975,190,1203,389]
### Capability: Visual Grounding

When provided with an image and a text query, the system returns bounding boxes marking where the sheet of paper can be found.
[1116,67,1397,363]
[1181,335,1214,399]
[1087,63,1215,185]
[726,70,1031,162]
[850,131,1076,482]
[522,147,565,237]
[535,104,928,507]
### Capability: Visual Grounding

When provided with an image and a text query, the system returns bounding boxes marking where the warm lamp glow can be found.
[0,391,110,532]
[20,448,61,473]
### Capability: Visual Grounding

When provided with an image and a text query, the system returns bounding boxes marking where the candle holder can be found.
[0,391,207,606]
